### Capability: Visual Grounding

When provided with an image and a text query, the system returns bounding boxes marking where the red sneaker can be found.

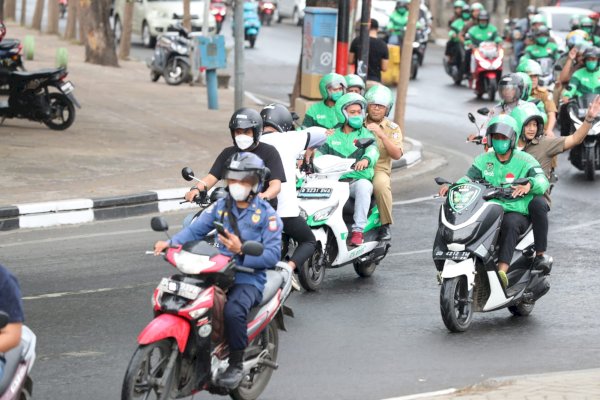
[350,231,364,246]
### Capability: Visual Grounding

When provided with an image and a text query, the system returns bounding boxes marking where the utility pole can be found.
[234,0,244,109]
[118,0,134,59]
[335,0,349,75]
[356,0,371,81]
[47,0,59,34]
[393,0,419,132]
[183,0,191,32]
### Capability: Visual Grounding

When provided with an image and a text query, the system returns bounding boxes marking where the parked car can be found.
[276,0,305,26]
[113,0,216,48]
[537,6,595,51]
[550,0,600,14]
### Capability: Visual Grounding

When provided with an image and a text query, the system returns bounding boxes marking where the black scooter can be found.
[0,311,37,400]
[566,93,600,181]
[433,177,551,333]
[147,24,192,86]
[0,67,80,130]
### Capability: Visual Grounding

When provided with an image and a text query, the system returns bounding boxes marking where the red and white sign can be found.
[505,172,515,184]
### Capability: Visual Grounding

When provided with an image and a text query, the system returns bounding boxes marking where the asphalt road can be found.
[2,33,600,399]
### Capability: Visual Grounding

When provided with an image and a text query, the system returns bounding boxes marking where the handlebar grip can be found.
[235,266,255,274]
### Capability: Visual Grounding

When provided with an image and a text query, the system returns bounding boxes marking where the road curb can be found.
[0,138,425,231]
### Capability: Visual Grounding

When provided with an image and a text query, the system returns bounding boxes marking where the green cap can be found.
[364,84,394,114]
[510,102,546,140]
[517,59,542,76]
[345,74,365,90]
[335,92,367,125]
[319,73,347,100]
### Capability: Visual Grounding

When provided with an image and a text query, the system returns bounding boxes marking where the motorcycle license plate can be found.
[297,187,332,199]
[434,251,471,261]
[158,278,202,300]
[60,81,74,94]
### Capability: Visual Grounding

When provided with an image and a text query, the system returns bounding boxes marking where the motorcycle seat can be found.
[12,67,65,80]
[0,39,20,50]
[257,269,284,307]
[0,344,23,395]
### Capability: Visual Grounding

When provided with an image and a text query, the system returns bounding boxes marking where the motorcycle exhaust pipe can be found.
[259,359,279,370]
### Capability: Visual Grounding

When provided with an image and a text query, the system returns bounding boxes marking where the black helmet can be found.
[498,74,524,104]
[583,46,600,61]
[260,103,294,133]
[478,10,490,23]
[229,108,263,149]
[535,25,550,37]
[223,152,267,195]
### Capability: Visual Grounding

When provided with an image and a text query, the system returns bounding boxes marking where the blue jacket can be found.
[170,195,282,293]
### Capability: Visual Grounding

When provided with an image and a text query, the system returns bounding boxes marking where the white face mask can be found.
[229,183,251,201]
[235,135,254,150]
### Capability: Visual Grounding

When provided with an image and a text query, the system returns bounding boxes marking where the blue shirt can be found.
[0,265,24,324]
[170,196,282,293]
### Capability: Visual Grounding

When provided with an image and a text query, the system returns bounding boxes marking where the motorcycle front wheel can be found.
[440,276,473,333]
[487,77,497,102]
[164,59,190,86]
[230,321,279,400]
[508,301,535,316]
[584,146,596,181]
[150,70,161,82]
[43,93,75,131]
[122,339,179,400]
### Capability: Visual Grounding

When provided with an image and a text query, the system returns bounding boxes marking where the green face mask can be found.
[398,8,408,15]
[479,23,488,29]
[585,60,599,71]
[462,12,471,20]
[348,115,364,129]
[492,138,511,155]
[582,27,592,35]
[536,36,549,45]
[330,91,343,102]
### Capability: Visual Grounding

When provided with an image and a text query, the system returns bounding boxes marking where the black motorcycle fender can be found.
[55,84,81,109]
[172,55,191,67]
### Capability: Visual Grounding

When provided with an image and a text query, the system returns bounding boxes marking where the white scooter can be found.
[296,139,390,291]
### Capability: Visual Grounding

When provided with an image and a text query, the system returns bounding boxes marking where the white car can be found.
[113,0,216,48]
[537,6,594,51]
[370,0,432,33]
[276,0,305,26]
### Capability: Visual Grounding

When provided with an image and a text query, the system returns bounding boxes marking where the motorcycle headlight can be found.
[176,44,188,54]
[412,42,420,49]
[313,203,338,222]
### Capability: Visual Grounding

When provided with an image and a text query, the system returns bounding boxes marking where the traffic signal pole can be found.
[335,0,350,75]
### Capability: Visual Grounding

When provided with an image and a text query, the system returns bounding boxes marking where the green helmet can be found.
[510,102,545,140]
[319,73,347,101]
[515,72,532,100]
[581,16,595,34]
[335,92,367,125]
[517,59,543,76]
[471,2,484,11]
[530,14,547,26]
[345,74,365,91]
[486,114,519,150]
[364,84,394,115]
[453,0,466,8]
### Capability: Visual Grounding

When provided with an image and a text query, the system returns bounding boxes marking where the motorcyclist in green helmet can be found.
[521,25,559,63]
[517,59,557,136]
[441,114,549,288]
[387,0,410,46]
[315,93,380,246]
[303,72,346,130]
[448,0,466,27]
[562,47,600,101]
[580,16,600,46]
[446,3,471,71]
[345,74,366,95]
[515,72,548,121]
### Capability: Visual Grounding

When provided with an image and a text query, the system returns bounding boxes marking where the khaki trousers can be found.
[373,169,393,225]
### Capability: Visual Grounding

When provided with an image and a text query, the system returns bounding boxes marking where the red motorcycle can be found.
[121,216,294,400]
[472,41,503,101]
[210,0,227,34]
[258,1,276,26]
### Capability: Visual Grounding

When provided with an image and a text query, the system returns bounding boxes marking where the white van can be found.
[276,0,305,26]
[113,0,216,47]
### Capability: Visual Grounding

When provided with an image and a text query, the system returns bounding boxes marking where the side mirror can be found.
[477,107,490,116]
[0,311,8,329]
[241,241,264,257]
[434,177,452,186]
[468,113,476,124]
[182,167,195,181]
[354,138,375,149]
[151,216,169,232]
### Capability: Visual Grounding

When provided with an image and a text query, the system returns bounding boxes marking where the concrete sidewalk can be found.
[386,368,600,400]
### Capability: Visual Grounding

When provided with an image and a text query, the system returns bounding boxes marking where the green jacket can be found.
[457,150,549,216]
[521,42,559,62]
[303,101,340,129]
[387,10,409,35]
[315,126,380,181]
[465,24,502,46]
[564,68,600,98]
[449,18,467,42]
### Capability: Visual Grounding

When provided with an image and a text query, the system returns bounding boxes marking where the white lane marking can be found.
[393,196,438,206]
[386,249,431,257]
[23,282,155,301]
[381,388,457,400]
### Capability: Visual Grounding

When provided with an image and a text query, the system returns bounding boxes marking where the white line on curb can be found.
[381,388,457,400]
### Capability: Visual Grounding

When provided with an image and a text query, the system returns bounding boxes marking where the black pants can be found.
[282,216,316,269]
[463,48,472,77]
[224,284,262,351]
[528,196,549,253]
[498,212,530,264]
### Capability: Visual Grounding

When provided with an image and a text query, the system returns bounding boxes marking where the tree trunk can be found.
[79,0,118,66]
[65,0,78,40]
[32,0,45,30]
[0,1,5,21]
[5,0,16,21]
[19,0,26,25]
[183,0,191,32]
[118,0,134,59]
[47,0,59,34]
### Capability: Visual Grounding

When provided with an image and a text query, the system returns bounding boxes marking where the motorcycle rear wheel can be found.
[298,246,325,291]
[440,276,473,333]
[164,59,190,86]
[122,339,178,400]
[353,261,377,278]
[487,78,497,102]
[508,301,535,317]
[43,93,75,131]
[230,321,279,400]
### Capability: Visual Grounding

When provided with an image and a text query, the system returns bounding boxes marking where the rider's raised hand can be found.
[585,95,600,121]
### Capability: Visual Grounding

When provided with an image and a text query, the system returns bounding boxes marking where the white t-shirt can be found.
[260,127,327,218]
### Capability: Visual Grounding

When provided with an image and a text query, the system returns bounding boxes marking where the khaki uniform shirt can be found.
[531,87,557,114]
[374,118,403,175]
[521,136,566,205]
